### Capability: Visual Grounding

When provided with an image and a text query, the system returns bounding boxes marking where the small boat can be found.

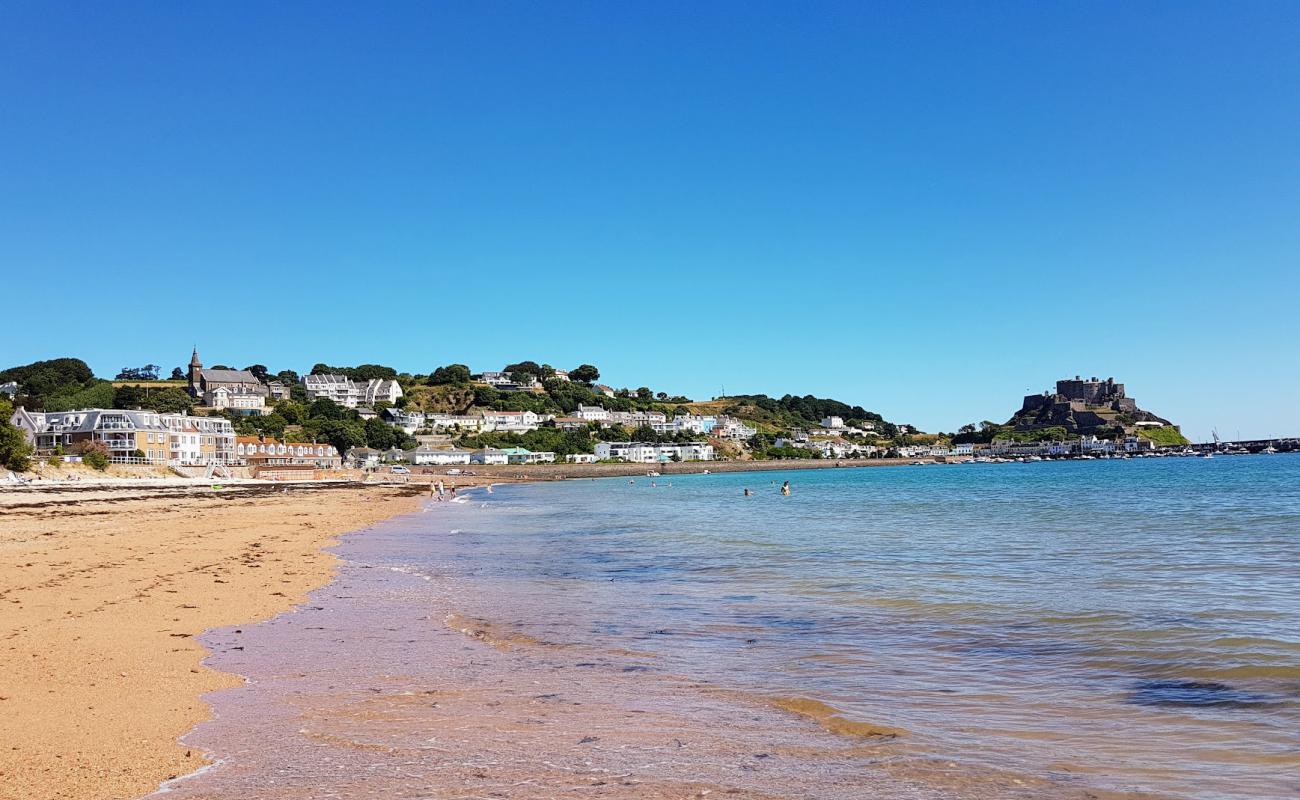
[1262,445,1278,454]
[1201,452,1214,459]
[646,470,660,477]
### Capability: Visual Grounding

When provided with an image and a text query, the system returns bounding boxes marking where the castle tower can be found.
[188,347,203,397]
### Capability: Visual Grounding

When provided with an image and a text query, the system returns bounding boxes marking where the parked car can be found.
[391,465,410,475]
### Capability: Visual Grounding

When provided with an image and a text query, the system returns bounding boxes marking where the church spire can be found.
[190,346,202,368]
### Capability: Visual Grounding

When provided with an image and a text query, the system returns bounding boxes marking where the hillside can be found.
[687,395,906,437]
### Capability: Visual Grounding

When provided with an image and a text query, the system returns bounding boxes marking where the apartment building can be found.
[302,373,403,408]
[12,407,235,465]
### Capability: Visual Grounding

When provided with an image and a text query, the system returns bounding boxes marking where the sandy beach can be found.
[0,482,423,800]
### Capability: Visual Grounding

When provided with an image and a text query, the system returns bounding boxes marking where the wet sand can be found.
[0,483,422,800]
[150,492,1164,800]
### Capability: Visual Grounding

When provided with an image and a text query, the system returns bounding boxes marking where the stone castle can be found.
[1014,376,1170,435]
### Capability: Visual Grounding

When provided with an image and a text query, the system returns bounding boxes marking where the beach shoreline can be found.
[149,478,1175,800]
[0,482,424,800]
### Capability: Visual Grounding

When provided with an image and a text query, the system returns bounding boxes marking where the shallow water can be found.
[157,456,1300,799]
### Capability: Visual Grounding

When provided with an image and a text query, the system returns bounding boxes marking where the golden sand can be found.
[0,483,421,800]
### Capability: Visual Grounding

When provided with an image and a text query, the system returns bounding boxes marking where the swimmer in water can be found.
[781,480,791,496]
[743,488,752,496]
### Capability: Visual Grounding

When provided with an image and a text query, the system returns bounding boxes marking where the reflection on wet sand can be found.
[152,521,1149,800]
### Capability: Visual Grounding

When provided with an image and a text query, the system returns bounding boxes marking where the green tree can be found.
[569,364,600,384]
[316,419,367,455]
[77,441,110,471]
[149,387,194,414]
[0,403,33,471]
[169,367,185,380]
[429,364,472,385]
[364,417,402,450]
[309,397,352,421]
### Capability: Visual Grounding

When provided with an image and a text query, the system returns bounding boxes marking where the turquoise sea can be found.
[158,456,1300,800]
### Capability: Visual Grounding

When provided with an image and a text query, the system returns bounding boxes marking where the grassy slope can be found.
[1137,426,1191,446]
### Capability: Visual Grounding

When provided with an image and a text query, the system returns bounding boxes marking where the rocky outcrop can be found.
[1011,376,1175,436]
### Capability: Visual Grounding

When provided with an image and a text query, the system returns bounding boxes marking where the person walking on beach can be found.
[781,480,791,496]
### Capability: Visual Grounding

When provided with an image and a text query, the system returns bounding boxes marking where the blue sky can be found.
[2,2,1297,440]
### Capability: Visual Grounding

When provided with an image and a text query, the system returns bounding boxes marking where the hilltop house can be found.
[480,371,538,392]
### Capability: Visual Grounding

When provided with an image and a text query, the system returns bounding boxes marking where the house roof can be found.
[200,368,260,384]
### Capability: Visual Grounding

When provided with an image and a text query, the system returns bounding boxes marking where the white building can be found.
[575,404,610,422]
[302,374,403,409]
[481,410,547,433]
[13,407,235,466]
[206,385,267,414]
[565,453,597,463]
[383,408,426,433]
[480,371,538,391]
[607,410,667,427]
[711,416,757,440]
[821,416,845,429]
[408,446,474,466]
[594,441,714,463]
[501,447,556,464]
[470,448,510,465]
[650,415,715,435]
